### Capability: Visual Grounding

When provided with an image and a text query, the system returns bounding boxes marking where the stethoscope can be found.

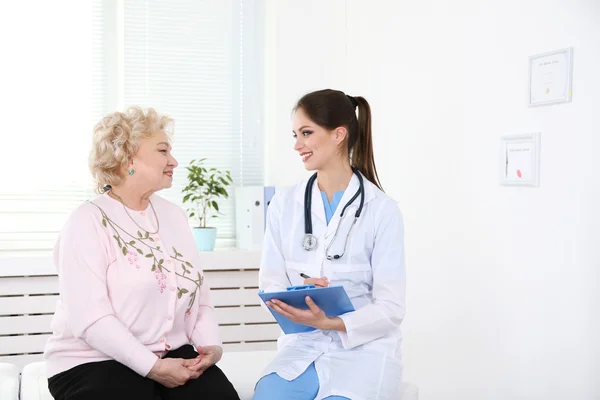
[302,168,365,260]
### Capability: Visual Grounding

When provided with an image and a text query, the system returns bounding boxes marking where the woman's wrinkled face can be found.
[292,108,345,171]
[129,130,178,191]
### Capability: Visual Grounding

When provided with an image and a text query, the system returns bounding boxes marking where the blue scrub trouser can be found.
[252,362,350,400]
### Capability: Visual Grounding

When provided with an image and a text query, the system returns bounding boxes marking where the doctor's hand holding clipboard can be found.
[263,273,349,332]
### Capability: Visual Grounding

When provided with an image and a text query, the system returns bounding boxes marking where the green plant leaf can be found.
[151,264,156,272]
[137,231,143,238]
[102,218,107,227]
[158,259,164,265]
[156,246,160,250]
[181,288,189,294]
[137,248,143,255]
[148,237,154,242]
[122,247,127,256]
[145,254,153,258]
[129,241,135,245]
[145,231,149,238]
[185,261,192,268]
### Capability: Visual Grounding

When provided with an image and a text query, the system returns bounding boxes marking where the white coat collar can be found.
[295,170,376,225]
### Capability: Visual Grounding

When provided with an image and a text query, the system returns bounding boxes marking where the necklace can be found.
[109,190,160,235]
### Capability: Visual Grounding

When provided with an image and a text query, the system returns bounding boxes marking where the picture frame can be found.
[499,133,541,187]
[528,47,573,107]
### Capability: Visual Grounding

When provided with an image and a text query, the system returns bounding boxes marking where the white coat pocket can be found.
[326,263,372,298]
[285,261,321,287]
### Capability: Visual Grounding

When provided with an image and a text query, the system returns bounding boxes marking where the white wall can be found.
[263,0,600,399]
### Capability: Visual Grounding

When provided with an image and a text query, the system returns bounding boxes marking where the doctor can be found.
[253,89,406,400]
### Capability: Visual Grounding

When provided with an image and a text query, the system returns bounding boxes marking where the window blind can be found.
[0,1,96,254]
[122,0,264,240]
[0,0,263,255]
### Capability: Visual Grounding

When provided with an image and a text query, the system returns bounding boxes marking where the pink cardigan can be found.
[43,193,220,378]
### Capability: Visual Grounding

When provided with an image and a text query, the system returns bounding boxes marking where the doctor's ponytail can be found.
[294,89,383,191]
[350,96,382,191]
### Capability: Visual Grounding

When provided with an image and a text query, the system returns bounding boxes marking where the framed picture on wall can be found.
[499,133,541,187]
[528,47,573,107]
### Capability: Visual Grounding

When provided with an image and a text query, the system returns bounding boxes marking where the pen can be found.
[300,273,311,279]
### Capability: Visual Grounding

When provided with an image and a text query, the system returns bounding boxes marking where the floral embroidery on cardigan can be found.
[155,271,167,293]
[126,249,141,269]
[90,202,204,314]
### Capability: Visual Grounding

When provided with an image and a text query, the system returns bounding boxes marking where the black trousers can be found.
[47,345,240,400]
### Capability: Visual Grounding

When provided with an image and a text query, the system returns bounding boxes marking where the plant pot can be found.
[192,227,217,251]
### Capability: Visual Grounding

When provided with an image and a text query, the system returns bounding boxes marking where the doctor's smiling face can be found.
[292,107,346,171]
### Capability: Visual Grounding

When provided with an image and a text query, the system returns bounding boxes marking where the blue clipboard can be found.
[258,284,355,334]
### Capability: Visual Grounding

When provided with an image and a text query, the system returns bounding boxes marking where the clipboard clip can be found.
[286,284,316,291]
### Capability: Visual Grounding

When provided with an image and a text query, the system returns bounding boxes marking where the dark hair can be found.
[294,89,382,191]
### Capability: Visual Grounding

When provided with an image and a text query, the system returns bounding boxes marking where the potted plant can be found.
[182,158,233,251]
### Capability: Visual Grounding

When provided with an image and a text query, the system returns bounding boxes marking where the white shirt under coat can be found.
[258,172,406,400]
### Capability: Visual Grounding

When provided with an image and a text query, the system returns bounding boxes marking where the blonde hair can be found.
[89,106,174,193]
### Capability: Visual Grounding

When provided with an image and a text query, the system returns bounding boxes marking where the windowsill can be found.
[0,245,262,277]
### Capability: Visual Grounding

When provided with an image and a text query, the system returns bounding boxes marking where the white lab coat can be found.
[258,172,406,400]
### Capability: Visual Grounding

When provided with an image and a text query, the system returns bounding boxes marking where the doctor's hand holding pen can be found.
[299,272,329,288]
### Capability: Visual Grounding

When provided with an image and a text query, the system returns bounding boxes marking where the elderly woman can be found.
[43,107,240,400]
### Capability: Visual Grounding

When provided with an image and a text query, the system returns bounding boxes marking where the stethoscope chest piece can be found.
[302,234,318,251]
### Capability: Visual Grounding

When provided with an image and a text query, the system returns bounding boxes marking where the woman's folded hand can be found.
[184,345,223,377]
[148,357,200,388]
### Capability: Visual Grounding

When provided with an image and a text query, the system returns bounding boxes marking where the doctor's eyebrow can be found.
[293,125,312,134]
[156,141,172,149]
